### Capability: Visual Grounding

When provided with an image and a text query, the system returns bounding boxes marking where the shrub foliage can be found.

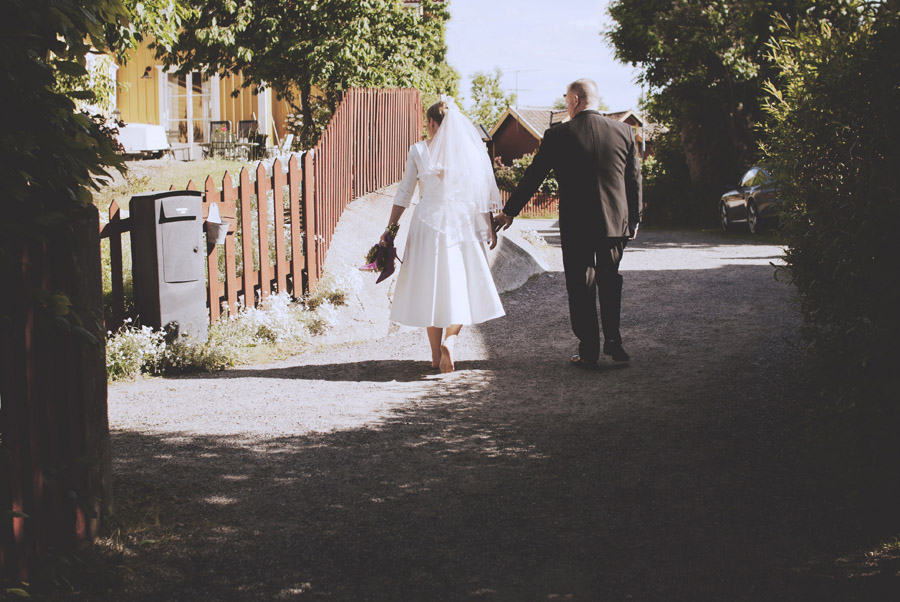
[607,0,868,226]
[763,0,900,496]
[493,152,558,195]
[638,130,707,227]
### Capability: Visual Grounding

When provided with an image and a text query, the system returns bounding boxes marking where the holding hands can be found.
[487,223,498,250]
[492,212,513,233]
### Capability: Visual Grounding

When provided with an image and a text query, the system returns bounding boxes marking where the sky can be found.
[444,0,643,112]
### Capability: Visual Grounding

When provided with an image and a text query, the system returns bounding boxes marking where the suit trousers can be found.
[562,237,626,363]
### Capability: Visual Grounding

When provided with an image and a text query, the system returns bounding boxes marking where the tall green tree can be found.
[467,67,516,128]
[606,0,858,214]
[412,1,459,113]
[421,61,461,120]
[114,0,192,60]
[165,0,452,147]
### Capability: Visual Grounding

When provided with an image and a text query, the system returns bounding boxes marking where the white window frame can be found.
[157,66,221,159]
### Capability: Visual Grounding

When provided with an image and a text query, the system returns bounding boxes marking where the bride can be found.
[380,97,505,373]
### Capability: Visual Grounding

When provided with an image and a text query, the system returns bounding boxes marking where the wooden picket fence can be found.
[100,88,421,331]
[1,87,420,585]
[498,189,560,218]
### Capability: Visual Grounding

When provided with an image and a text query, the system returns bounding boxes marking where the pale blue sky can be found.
[445,0,642,112]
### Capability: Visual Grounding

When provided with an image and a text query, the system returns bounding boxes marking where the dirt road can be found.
[105,226,889,601]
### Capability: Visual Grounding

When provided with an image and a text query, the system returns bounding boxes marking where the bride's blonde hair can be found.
[426,100,450,125]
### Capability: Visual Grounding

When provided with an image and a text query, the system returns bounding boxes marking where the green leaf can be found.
[54,60,87,77]
[33,290,73,317]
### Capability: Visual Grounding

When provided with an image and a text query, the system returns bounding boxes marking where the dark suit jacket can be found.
[503,110,642,242]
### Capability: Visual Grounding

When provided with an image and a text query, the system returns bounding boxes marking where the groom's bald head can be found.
[566,78,600,116]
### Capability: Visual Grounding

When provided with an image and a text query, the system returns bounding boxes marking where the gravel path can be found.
[105,224,883,600]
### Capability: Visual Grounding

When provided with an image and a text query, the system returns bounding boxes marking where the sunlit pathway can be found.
[108,228,857,601]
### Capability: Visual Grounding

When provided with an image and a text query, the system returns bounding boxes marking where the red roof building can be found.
[489,107,664,166]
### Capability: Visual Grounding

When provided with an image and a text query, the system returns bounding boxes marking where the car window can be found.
[740,168,758,187]
[757,169,773,186]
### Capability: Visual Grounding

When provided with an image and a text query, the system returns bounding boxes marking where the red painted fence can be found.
[498,189,560,218]
[100,87,421,331]
[1,88,420,584]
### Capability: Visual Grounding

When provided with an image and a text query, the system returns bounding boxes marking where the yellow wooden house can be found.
[112,2,433,158]
[114,40,296,159]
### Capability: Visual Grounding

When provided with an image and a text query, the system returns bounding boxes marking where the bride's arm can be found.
[380,146,418,245]
[387,205,406,228]
[380,205,406,245]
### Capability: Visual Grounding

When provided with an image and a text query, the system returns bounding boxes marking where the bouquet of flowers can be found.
[359,223,400,284]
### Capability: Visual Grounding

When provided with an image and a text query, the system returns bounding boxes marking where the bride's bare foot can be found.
[440,336,456,373]
[427,327,443,370]
[439,346,454,373]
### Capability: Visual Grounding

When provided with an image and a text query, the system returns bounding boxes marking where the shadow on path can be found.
[104,234,899,601]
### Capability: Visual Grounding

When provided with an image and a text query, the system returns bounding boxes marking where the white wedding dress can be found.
[389,140,505,327]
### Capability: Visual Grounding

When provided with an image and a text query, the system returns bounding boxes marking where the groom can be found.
[494,78,642,366]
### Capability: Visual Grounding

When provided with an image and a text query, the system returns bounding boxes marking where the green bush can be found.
[105,319,241,381]
[105,273,352,381]
[106,322,165,380]
[493,152,558,195]
[763,2,900,500]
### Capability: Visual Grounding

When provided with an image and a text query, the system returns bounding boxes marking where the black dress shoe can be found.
[603,343,630,363]
[570,354,598,369]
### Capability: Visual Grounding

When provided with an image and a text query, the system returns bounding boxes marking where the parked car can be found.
[719,166,780,234]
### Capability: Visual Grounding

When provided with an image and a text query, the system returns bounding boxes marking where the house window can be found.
[165,71,211,145]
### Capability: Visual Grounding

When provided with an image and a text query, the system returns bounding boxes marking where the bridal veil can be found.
[418,96,502,245]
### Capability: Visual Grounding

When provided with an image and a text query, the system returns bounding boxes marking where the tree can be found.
[114,0,192,60]
[55,0,188,117]
[763,0,900,500]
[550,95,608,112]
[467,67,516,128]
[605,0,859,217]
[2,0,132,261]
[411,2,459,117]
[494,152,558,195]
[1,0,182,584]
[421,61,462,121]
[165,0,452,147]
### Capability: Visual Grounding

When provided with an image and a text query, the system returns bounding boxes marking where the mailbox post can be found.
[129,190,208,340]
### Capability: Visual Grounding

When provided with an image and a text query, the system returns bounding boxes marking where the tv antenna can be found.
[500,68,537,108]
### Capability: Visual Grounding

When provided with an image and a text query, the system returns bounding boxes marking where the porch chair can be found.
[237,120,258,139]
[205,121,233,159]
[237,120,264,160]
[267,133,294,158]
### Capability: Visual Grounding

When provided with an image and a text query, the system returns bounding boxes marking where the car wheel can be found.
[719,201,731,231]
[747,200,761,234]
